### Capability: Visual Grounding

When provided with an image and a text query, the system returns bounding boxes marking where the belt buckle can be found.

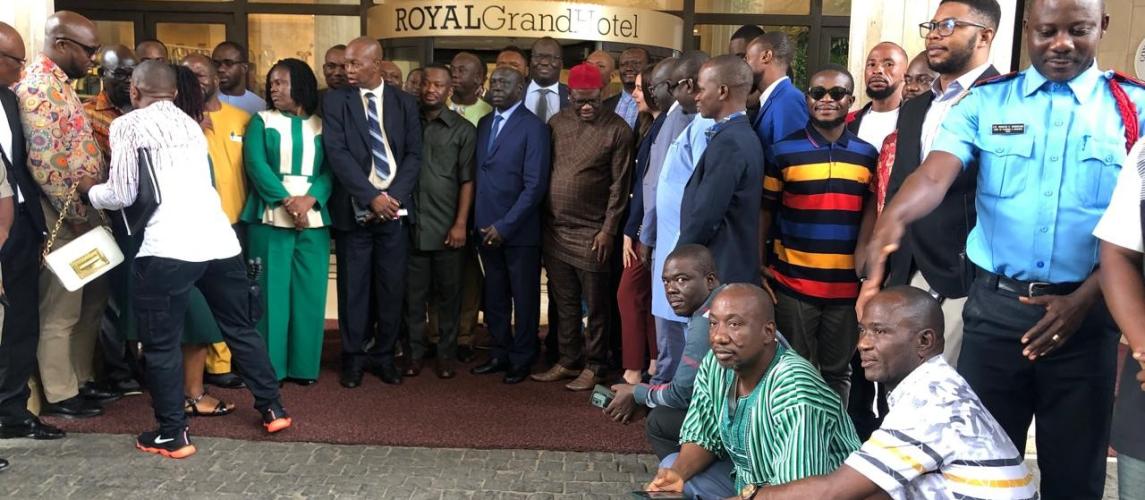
[1027,282,1051,297]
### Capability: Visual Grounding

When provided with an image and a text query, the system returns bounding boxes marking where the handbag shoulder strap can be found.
[42,183,78,261]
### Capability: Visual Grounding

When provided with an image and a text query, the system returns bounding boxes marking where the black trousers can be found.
[99,228,144,385]
[480,245,540,371]
[0,212,41,423]
[645,405,687,460]
[133,255,283,434]
[335,221,408,370]
[546,255,612,373]
[959,275,1118,499]
[405,246,464,361]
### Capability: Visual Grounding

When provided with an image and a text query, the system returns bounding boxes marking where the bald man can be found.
[679,55,761,287]
[0,22,62,447]
[586,50,616,92]
[323,36,422,388]
[645,284,859,499]
[134,39,167,64]
[846,41,907,152]
[85,46,137,163]
[77,61,292,458]
[758,287,1034,499]
[14,10,110,419]
[380,60,403,89]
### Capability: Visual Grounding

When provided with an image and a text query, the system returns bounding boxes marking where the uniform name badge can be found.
[991,123,1026,135]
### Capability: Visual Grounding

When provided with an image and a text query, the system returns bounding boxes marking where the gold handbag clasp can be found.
[70,248,110,279]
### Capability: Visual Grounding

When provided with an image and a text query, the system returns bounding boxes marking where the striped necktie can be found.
[364,92,390,179]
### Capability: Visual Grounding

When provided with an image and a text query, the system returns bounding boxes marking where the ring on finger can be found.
[1051,333,1061,343]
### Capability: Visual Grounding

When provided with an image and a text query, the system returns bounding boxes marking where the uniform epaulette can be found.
[1110,70,1145,89]
[970,72,1019,88]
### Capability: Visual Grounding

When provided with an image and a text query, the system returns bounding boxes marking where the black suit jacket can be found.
[0,87,47,248]
[322,84,423,231]
[883,65,999,298]
[679,115,762,285]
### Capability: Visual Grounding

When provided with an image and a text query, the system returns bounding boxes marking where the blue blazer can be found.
[680,115,762,285]
[753,78,809,152]
[474,103,551,247]
[322,84,423,231]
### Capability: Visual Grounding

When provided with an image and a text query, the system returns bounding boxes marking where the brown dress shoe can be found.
[529,364,579,382]
[564,369,604,391]
[435,360,456,379]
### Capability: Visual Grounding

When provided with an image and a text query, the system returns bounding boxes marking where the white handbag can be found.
[42,184,123,292]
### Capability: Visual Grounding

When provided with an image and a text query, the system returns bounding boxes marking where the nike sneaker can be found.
[136,427,196,459]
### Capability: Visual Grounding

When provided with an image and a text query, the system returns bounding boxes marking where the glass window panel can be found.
[248,14,361,93]
[696,0,810,15]
[251,0,357,4]
[156,22,226,61]
[93,20,135,51]
[696,25,810,89]
[823,0,852,16]
[537,0,685,9]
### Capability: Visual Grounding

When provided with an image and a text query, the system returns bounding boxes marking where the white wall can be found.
[0,0,55,64]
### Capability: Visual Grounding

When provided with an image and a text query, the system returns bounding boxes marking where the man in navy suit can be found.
[744,32,808,290]
[0,21,63,449]
[679,55,762,286]
[469,67,551,384]
[524,37,569,124]
[323,37,422,389]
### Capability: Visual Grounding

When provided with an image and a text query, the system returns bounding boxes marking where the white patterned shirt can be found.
[844,356,1038,499]
[89,100,241,262]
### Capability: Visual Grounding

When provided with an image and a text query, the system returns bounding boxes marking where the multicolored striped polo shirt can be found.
[763,125,879,303]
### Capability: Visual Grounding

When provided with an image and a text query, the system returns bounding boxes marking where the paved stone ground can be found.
[0,433,1121,499]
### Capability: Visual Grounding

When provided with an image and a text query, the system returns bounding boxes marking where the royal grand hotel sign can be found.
[369,1,685,50]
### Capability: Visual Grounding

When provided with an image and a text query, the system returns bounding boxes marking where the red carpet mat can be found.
[45,333,652,454]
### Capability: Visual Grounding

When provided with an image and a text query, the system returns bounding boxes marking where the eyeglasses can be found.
[676,77,694,89]
[904,74,935,87]
[650,80,676,93]
[56,37,100,58]
[569,97,600,108]
[0,51,25,66]
[531,54,561,64]
[807,86,852,101]
[919,18,988,38]
[212,58,246,68]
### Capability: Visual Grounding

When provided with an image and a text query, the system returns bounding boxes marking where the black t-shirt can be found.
[1112,350,1145,459]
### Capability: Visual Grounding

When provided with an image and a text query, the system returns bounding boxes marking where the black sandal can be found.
[184,390,235,417]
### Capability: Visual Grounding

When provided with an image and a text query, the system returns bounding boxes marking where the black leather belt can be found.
[975,267,1082,297]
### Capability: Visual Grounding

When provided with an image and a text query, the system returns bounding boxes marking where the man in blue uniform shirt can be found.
[859,0,1145,496]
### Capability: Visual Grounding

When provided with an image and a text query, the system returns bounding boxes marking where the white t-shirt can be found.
[856,108,899,153]
[1094,139,1144,255]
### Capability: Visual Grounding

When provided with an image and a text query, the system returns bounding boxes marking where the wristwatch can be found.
[740,484,759,499]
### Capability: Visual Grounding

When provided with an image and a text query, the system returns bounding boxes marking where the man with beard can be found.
[15,10,110,419]
[212,41,265,115]
[761,66,879,406]
[83,45,146,398]
[604,47,651,129]
[531,63,632,391]
[405,65,475,379]
[846,42,908,152]
[643,284,859,498]
[902,52,939,102]
[860,0,1145,494]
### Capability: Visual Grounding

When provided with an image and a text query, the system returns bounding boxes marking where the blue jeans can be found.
[659,452,736,500]
[1121,453,1145,500]
[652,318,685,386]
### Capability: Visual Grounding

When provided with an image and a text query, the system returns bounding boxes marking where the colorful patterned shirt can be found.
[763,125,879,303]
[845,356,1037,499]
[14,55,105,223]
[679,345,861,490]
[82,91,124,165]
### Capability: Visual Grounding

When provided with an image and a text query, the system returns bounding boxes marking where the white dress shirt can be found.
[359,82,398,190]
[920,62,992,160]
[89,100,241,262]
[525,80,561,122]
[758,76,790,108]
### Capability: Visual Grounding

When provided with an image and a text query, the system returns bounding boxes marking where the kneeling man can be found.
[758,286,1035,499]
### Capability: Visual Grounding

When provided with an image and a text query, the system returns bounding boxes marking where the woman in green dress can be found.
[241,58,331,383]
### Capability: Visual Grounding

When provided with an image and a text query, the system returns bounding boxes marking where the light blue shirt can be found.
[640,104,693,247]
[218,89,266,116]
[651,115,716,320]
[933,64,1145,283]
[615,89,639,128]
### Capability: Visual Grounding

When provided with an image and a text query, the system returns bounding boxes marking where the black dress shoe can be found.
[457,346,476,363]
[289,378,317,386]
[435,360,456,379]
[471,358,510,375]
[79,383,121,404]
[503,367,530,385]
[0,458,8,472]
[375,363,402,385]
[339,368,363,389]
[106,378,144,396]
[204,372,246,389]
[41,396,102,419]
[404,359,423,377]
[0,418,65,440]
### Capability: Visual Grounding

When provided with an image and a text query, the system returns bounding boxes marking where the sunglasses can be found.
[57,37,100,58]
[807,86,852,101]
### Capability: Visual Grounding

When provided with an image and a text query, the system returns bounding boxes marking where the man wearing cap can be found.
[532,63,634,391]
